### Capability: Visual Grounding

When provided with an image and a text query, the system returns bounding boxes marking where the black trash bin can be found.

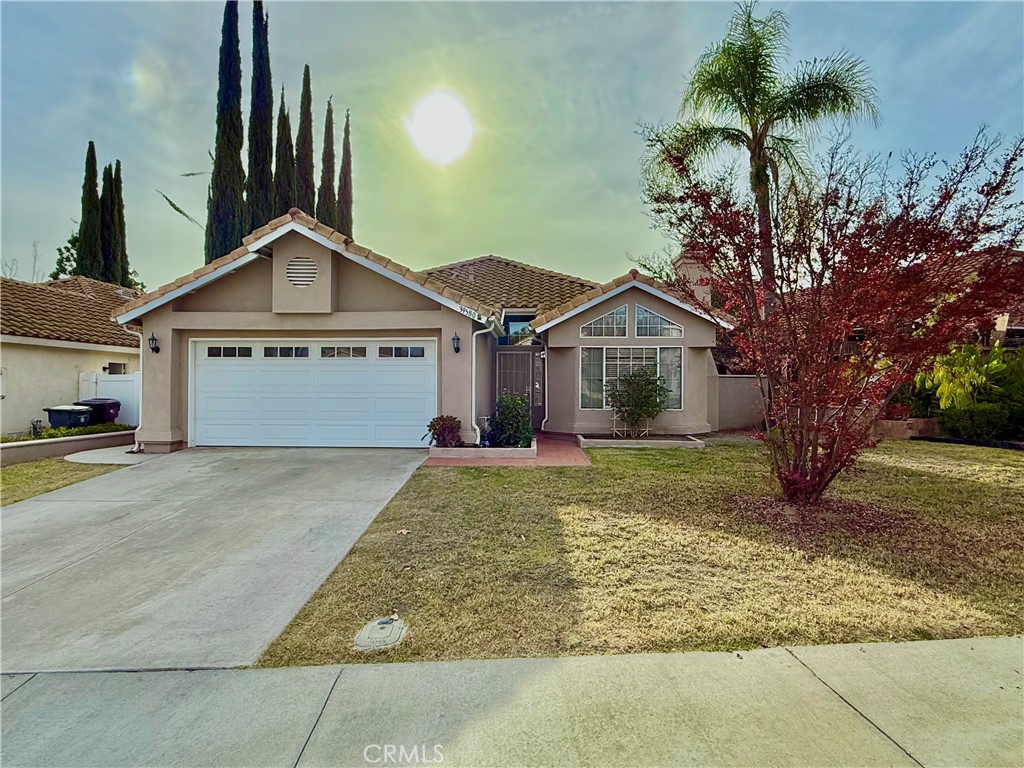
[43,405,93,429]
[73,398,122,425]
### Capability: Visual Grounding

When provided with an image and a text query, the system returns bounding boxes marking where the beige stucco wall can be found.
[272,233,334,313]
[0,341,139,436]
[475,332,497,421]
[175,258,273,312]
[542,287,718,435]
[136,244,482,451]
[718,375,764,430]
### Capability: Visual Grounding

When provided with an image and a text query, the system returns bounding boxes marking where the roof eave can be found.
[533,279,733,333]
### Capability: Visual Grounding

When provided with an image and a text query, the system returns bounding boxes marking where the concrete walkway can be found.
[63,445,158,465]
[2,636,1021,767]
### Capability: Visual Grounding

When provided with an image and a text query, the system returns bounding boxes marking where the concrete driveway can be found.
[1,448,424,673]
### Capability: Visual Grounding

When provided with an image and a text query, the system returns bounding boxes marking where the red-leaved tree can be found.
[644,132,1024,502]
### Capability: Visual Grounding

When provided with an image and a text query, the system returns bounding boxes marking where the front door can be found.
[496,348,544,429]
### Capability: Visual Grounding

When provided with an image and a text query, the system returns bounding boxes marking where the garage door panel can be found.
[196,396,260,415]
[197,368,255,390]
[258,369,316,390]
[317,396,373,416]
[372,368,433,391]
[193,339,437,448]
[374,395,434,415]
[315,424,373,443]
[316,370,374,389]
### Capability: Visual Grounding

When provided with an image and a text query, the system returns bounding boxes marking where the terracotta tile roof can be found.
[425,256,599,313]
[115,209,500,321]
[531,269,733,330]
[2,276,141,348]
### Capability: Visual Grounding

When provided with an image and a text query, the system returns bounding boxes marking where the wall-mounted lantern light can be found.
[148,333,160,354]
[451,332,461,354]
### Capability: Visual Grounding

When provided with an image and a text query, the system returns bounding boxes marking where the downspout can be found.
[125,327,145,453]
[540,338,550,432]
[470,322,495,446]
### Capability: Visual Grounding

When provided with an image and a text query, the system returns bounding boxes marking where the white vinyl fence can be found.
[79,372,140,426]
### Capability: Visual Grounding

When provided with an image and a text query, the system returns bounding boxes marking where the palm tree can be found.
[654,1,879,300]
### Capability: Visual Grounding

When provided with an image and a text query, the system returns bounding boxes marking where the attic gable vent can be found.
[285,255,318,288]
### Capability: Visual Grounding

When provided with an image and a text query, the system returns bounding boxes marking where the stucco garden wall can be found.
[718,375,764,430]
[0,342,139,436]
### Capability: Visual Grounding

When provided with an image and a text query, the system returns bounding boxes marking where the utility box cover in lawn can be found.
[354,618,407,651]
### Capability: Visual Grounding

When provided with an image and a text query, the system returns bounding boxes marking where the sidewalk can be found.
[2,636,1021,767]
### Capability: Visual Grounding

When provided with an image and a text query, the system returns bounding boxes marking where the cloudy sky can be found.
[2,1,1021,289]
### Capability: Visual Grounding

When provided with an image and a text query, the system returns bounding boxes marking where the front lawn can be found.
[258,440,1024,667]
[0,458,121,506]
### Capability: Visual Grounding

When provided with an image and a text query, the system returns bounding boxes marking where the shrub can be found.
[38,422,136,440]
[491,393,533,448]
[937,402,1010,442]
[605,367,669,436]
[1,422,136,443]
[424,415,462,447]
[891,383,938,418]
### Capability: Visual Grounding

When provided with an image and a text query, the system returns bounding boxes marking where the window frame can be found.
[579,304,628,339]
[579,345,684,411]
[635,303,683,338]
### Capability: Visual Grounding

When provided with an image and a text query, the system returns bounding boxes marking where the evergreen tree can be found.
[205,0,247,263]
[75,141,102,278]
[295,64,315,213]
[246,0,273,232]
[338,109,353,238]
[99,164,122,284]
[316,98,337,228]
[273,88,296,217]
[113,160,130,287]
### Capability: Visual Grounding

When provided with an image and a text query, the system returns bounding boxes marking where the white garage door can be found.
[192,339,437,447]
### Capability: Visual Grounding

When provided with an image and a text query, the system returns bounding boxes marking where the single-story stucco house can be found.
[113,209,736,452]
[1,276,141,436]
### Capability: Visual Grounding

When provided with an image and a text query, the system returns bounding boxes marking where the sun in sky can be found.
[405,90,476,165]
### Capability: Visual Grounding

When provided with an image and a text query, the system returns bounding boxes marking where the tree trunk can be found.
[752,180,776,316]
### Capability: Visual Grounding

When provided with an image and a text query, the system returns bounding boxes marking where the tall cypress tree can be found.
[294,64,315,213]
[316,98,337,228]
[99,164,122,285]
[205,0,246,263]
[246,0,273,232]
[273,88,296,217]
[75,141,102,278]
[338,109,353,238]
[113,160,130,287]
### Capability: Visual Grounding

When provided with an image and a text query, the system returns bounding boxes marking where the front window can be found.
[580,305,627,337]
[636,305,683,337]
[580,346,683,410]
[500,314,536,346]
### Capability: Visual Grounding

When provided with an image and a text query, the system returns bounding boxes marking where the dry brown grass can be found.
[257,440,1024,667]
[0,458,121,506]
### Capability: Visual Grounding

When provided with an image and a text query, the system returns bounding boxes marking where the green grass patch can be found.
[257,440,1024,667]
[0,458,122,506]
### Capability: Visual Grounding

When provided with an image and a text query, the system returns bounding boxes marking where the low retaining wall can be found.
[0,431,136,467]
[429,439,537,459]
[874,418,940,440]
[577,435,705,449]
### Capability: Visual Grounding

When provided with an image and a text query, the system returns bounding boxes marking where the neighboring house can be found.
[113,209,732,452]
[1,276,141,436]
[992,304,1024,348]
